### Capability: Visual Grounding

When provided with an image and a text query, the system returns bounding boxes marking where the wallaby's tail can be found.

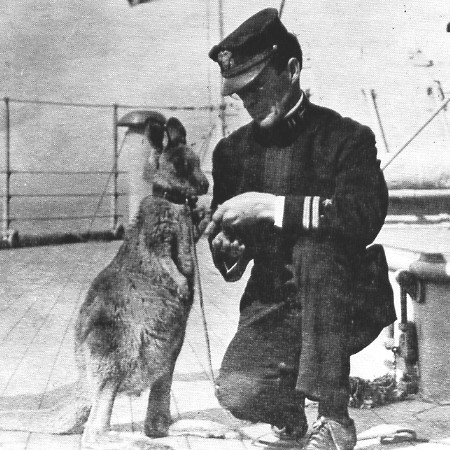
[0,379,91,434]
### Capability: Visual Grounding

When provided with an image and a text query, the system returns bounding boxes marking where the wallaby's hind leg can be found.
[81,376,121,446]
[81,376,173,449]
[144,367,175,438]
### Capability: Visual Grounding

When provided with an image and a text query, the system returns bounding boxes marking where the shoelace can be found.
[307,417,330,443]
[271,426,297,441]
[311,417,327,433]
[253,426,308,449]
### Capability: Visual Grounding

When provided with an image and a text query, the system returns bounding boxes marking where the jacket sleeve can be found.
[283,126,388,246]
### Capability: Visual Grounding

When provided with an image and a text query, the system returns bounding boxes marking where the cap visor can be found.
[221,59,270,96]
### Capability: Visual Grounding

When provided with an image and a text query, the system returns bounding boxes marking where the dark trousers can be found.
[215,300,306,430]
[216,238,355,427]
[294,239,352,413]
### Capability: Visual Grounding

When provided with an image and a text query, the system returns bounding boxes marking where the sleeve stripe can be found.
[311,196,321,229]
[302,196,312,229]
[273,196,285,228]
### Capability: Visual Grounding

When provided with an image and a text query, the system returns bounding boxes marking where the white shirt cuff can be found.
[274,196,285,228]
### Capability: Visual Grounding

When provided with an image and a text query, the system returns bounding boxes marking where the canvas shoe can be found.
[255,421,308,448]
[304,416,357,450]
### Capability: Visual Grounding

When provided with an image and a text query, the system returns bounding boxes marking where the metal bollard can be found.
[395,253,450,404]
[116,110,166,223]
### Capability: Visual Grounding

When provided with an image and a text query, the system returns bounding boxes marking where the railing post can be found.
[3,97,11,234]
[111,103,119,232]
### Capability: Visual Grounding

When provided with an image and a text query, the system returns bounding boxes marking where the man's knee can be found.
[216,369,306,428]
[215,371,264,419]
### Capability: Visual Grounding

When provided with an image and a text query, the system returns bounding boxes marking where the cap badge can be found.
[218,50,235,71]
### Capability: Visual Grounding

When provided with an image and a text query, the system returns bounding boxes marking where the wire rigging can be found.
[382,97,450,171]
[279,0,286,18]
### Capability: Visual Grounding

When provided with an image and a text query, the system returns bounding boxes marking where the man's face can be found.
[234,62,293,129]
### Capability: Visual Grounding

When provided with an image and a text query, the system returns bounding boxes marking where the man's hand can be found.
[206,192,276,281]
[206,192,277,236]
[211,231,246,260]
[210,231,250,282]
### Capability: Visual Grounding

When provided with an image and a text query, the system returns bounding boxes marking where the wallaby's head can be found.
[153,117,209,201]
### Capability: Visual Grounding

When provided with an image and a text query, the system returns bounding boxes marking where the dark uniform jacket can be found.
[210,96,396,374]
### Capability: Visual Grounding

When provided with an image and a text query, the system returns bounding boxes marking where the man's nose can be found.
[237,85,257,101]
[240,91,257,108]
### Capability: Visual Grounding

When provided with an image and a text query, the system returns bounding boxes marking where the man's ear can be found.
[287,57,301,85]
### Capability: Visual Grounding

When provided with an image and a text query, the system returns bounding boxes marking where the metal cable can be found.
[6,97,219,111]
[382,96,450,171]
[279,0,286,18]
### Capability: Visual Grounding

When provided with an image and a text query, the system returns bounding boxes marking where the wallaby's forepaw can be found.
[192,204,211,241]
[177,280,190,301]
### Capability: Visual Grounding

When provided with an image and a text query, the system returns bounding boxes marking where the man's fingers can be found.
[230,239,243,252]
[211,204,225,224]
[211,234,223,251]
[229,240,240,256]
[211,231,245,258]
[222,210,241,229]
[229,239,245,258]
[211,231,233,253]
[206,204,228,236]
[205,220,217,236]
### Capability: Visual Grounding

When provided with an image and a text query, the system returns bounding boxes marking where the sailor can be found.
[207,8,395,450]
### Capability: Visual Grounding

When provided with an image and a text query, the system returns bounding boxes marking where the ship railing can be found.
[1,96,222,249]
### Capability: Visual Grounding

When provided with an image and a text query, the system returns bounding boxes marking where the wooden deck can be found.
[1,232,450,449]
[0,237,257,449]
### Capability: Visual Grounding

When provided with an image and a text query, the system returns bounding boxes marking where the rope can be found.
[188,217,215,384]
[187,217,248,437]
[87,136,128,232]
[206,0,213,127]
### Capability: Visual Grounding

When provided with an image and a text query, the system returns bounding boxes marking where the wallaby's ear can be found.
[166,117,187,147]
[145,119,166,151]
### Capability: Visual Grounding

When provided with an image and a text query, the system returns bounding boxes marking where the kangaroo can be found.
[0,117,209,450]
